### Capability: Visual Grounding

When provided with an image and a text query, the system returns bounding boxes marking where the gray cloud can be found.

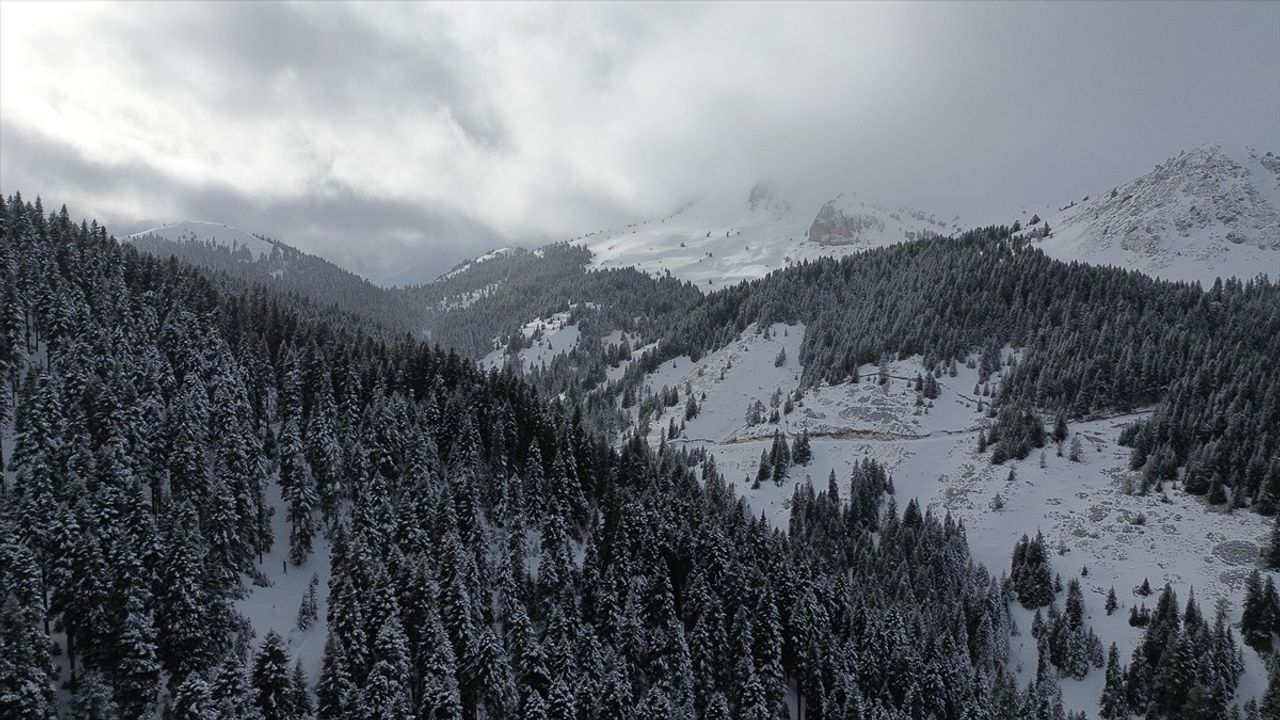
[2,2,1277,279]
[0,120,504,281]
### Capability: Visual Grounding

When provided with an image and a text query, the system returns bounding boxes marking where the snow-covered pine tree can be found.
[251,631,295,720]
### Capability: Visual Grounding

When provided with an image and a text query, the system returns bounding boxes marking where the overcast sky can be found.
[2,2,1277,281]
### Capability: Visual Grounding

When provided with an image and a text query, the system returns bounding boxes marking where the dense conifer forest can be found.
[128,232,425,337]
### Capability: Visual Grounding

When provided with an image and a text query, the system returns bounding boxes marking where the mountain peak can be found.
[1035,140,1279,284]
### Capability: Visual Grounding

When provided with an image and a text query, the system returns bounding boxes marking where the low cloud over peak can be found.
[2,2,1276,280]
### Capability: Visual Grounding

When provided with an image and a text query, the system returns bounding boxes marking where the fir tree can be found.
[291,661,313,719]
[362,617,412,720]
[1265,514,1280,570]
[1099,643,1126,720]
[252,631,295,720]
[114,581,161,719]
[70,670,119,720]
[171,673,217,720]
[279,415,318,566]
[296,574,319,632]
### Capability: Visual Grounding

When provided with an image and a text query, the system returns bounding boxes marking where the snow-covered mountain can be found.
[1034,143,1280,285]
[129,219,278,259]
[575,182,961,289]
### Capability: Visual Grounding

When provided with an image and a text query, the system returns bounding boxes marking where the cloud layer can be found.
[2,2,1277,280]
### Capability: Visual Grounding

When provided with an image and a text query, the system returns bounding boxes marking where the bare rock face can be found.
[807,194,952,248]
[747,180,791,216]
[809,201,887,246]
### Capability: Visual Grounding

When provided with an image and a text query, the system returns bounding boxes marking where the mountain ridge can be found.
[1034,141,1279,284]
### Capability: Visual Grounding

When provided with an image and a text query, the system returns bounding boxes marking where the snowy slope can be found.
[620,327,1277,715]
[576,182,960,290]
[480,310,582,371]
[237,477,331,682]
[129,219,278,259]
[1035,142,1280,285]
[439,246,519,281]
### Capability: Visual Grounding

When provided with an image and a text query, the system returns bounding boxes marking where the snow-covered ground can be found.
[575,183,960,290]
[480,310,581,371]
[622,323,1277,714]
[1035,142,1280,286]
[128,220,277,259]
[237,475,332,682]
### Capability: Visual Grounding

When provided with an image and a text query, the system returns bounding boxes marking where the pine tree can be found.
[317,635,356,720]
[291,661,313,719]
[1099,643,1126,720]
[296,574,319,632]
[462,625,514,718]
[157,506,217,685]
[1053,412,1068,444]
[1125,650,1150,714]
[68,671,116,719]
[756,450,771,488]
[279,415,318,566]
[362,617,411,720]
[114,581,161,719]
[1241,570,1272,652]
[252,631,295,720]
[0,591,57,720]
[171,673,217,720]
[1265,514,1280,570]
[418,612,463,720]
[791,429,812,466]
[211,651,254,720]
[1261,656,1280,719]
[923,372,940,399]
[1011,533,1054,608]
[546,677,576,720]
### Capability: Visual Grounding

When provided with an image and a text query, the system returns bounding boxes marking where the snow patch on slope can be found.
[1036,142,1280,285]
[237,477,331,682]
[129,220,277,259]
[480,310,581,371]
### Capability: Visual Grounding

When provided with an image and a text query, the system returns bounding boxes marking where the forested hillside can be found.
[586,229,1280,519]
[129,231,423,336]
[401,243,702,359]
[0,196,1059,719]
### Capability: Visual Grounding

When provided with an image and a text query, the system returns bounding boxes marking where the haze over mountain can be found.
[127,139,1277,294]
[3,2,1277,277]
